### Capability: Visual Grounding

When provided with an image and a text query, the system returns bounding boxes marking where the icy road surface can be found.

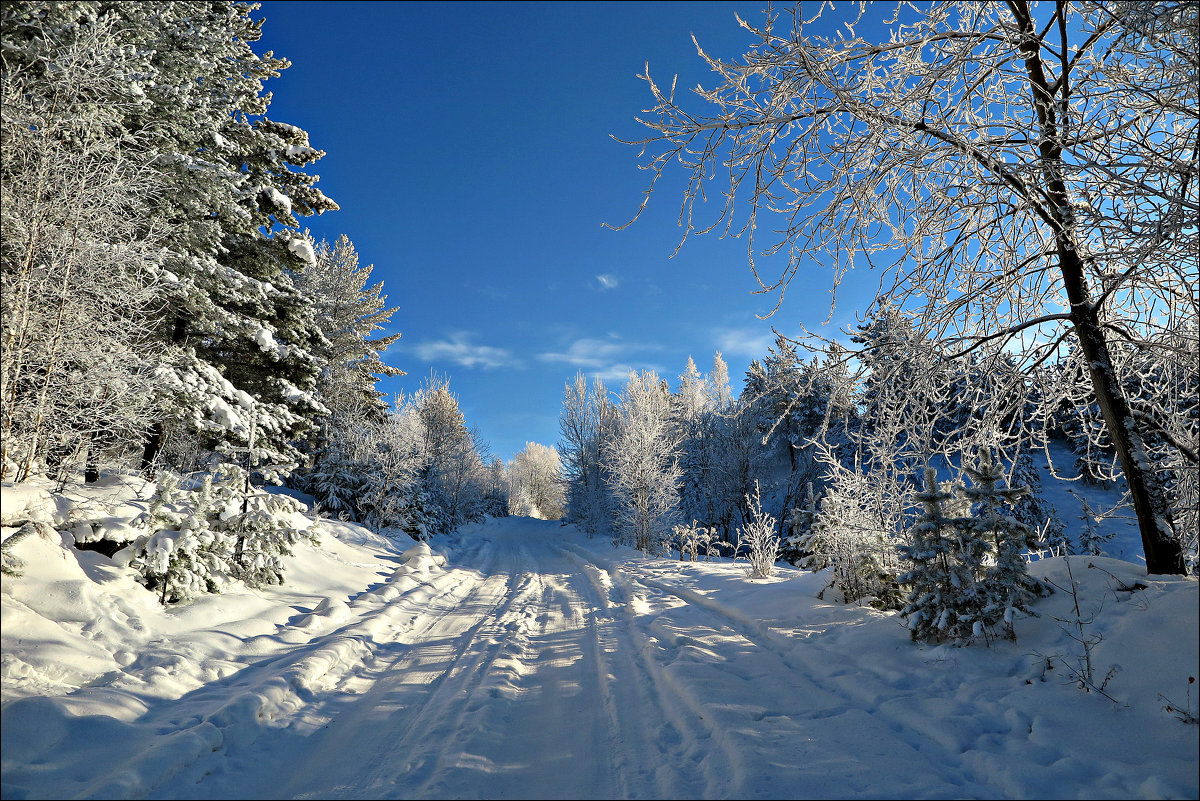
[3,515,1196,799]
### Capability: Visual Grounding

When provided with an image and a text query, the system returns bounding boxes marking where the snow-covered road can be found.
[3,515,1197,799]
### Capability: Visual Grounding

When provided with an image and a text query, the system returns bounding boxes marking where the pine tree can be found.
[294,235,403,427]
[783,482,819,568]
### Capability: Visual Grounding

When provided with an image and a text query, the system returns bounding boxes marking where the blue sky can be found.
[256,1,868,462]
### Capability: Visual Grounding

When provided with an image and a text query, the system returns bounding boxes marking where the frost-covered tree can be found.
[605,371,683,553]
[559,373,617,539]
[743,336,857,534]
[615,0,1195,574]
[481,457,509,518]
[899,468,969,643]
[413,376,490,531]
[2,1,339,478]
[293,234,403,451]
[131,463,316,603]
[674,356,717,529]
[0,14,164,482]
[960,451,1052,641]
[507,442,564,519]
[809,456,905,608]
[900,456,1050,645]
[783,481,819,568]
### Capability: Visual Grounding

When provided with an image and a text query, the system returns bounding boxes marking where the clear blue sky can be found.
[256,1,867,462]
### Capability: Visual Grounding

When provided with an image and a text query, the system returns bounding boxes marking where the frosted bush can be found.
[737,482,779,579]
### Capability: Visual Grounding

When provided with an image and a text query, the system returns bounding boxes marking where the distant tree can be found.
[559,373,617,538]
[414,376,490,530]
[605,371,683,553]
[614,0,1195,574]
[507,442,565,519]
[481,457,509,517]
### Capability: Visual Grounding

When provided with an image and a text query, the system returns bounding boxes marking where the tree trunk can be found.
[140,421,164,477]
[140,316,188,477]
[1009,0,1186,575]
[1061,253,1185,575]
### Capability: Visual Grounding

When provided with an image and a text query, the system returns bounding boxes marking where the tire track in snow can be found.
[556,544,744,798]
[82,537,502,799]
[557,540,999,798]
[565,543,1006,798]
[253,538,529,798]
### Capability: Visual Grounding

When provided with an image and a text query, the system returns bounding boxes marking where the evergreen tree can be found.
[960,451,1052,641]
[294,234,403,428]
[783,482,819,568]
[898,468,965,644]
[2,2,339,477]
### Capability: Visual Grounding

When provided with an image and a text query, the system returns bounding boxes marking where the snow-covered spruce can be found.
[900,456,1051,646]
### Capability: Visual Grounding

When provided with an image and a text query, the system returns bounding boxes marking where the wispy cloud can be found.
[537,337,627,368]
[587,364,640,383]
[713,327,777,359]
[538,337,660,382]
[411,332,515,370]
[595,273,619,290]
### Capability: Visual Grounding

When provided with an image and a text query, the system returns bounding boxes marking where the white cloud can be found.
[595,273,619,290]
[537,337,628,368]
[538,337,660,382]
[587,364,640,383]
[713,327,777,359]
[411,332,515,370]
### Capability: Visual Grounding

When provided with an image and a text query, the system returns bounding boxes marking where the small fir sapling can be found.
[130,465,315,603]
[898,467,974,643]
[959,451,1052,641]
[1069,490,1115,556]
[134,472,232,603]
[784,482,821,569]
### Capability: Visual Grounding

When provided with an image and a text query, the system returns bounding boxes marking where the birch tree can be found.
[559,373,617,538]
[605,371,683,553]
[615,0,1196,574]
[0,15,163,482]
[507,441,565,519]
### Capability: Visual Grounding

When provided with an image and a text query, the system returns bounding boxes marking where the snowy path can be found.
[3,516,1196,799]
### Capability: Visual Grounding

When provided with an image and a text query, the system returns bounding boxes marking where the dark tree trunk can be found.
[140,316,188,477]
[1066,291,1185,575]
[1009,0,1186,575]
[140,420,164,477]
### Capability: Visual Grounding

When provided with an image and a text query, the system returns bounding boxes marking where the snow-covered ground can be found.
[2,494,1196,799]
